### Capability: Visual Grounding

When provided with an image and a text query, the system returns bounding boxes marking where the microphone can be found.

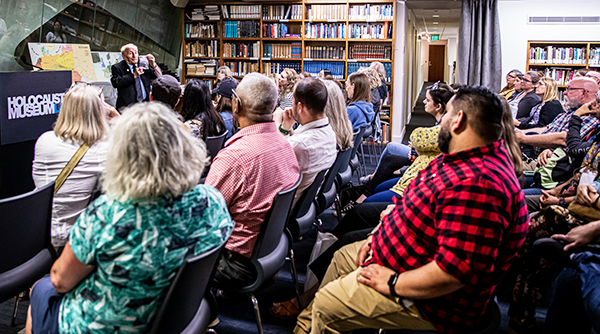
[20,56,44,70]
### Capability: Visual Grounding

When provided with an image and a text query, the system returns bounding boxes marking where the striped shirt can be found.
[206,122,300,257]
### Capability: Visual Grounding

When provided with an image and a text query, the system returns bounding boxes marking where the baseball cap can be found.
[216,79,238,99]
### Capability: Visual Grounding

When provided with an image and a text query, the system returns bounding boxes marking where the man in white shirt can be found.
[279,77,337,202]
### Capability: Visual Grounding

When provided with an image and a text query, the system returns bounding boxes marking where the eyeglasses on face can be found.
[566,87,586,92]
[521,78,532,83]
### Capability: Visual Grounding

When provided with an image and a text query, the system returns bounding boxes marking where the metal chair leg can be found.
[248,293,264,334]
[368,139,374,163]
[10,296,19,326]
[287,249,303,310]
[359,143,368,176]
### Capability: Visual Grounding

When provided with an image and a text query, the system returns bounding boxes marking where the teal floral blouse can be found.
[59,185,233,334]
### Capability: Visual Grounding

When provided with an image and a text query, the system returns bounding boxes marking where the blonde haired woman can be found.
[370,62,388,109]
[323,79,353,150]
[32,84,113,248]
[516,77,563,129]
[358,67,382,112]
[278,68,298,109]
[27,102,233,334]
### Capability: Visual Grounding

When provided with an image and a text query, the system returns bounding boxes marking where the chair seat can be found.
[317,182,337,214]
[293,202,318,239]
[0,249,54,302]
[336,165,352,189]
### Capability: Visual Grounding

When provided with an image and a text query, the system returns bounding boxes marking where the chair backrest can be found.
[251,175,302,261]
[318,148,351,202]
[288,169,327,239]
[0,182,55,273]
[149,241,227,334]
[205,130,228,160]
[350,126,367,159]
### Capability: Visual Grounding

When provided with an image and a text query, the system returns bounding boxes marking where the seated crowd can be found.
[20,42,600,334]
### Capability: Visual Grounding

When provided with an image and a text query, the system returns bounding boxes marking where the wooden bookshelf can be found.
[184,0,396,143]
[526,41,600,103]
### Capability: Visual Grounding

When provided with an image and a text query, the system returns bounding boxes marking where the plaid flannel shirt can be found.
[369,141,529,333]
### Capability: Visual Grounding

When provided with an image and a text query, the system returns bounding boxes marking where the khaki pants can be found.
[294,241,436,334]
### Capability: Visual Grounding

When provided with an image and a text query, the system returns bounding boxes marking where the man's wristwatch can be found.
[388,272,400,298]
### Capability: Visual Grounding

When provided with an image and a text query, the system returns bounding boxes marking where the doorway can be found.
[428,45,445,82]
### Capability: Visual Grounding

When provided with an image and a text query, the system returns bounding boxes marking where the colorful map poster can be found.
[91,51,123,82]
[27,43,97,82]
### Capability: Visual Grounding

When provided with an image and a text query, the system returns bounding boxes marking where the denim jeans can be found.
[376,142,411,169]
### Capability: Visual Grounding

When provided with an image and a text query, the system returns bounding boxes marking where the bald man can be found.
[206,73,300,290]
[516,77,599,150]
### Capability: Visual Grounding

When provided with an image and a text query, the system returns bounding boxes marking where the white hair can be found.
[103,102,208,200]
[237,72,278,115]
[120,43,138,54]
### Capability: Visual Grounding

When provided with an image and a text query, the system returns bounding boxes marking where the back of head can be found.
[348,72,371,104]
[323,80,353,149]
[428,82,455,114]
[54,84,108,146]
[586,71,600,84]
[499,96,523,176]
[371,62,387,82]
[540,77,559,103]
[451,86,504,144]
[294,77,328,116]
[358,67,381,90]
[104,102,208,200]
[151,75,181,109]
[237,72,278,123]
[181,80,212,121]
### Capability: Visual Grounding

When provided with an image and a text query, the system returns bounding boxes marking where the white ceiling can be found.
[406,0,462,39]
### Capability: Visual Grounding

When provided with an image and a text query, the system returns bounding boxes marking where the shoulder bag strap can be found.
[54,143,91,194]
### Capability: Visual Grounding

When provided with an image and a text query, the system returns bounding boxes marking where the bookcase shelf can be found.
[183,0,397,143]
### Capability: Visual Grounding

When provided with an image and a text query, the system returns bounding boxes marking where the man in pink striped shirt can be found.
[207,73,300,289]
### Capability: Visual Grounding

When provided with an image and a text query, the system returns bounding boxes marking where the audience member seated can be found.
[358,67,382,114]
[150,74,181,109]
[500,69,521,101]
[32,84,114,249]
[277,77,337,202]
[322,79,354,151]
[26,102,233,334]
[508,73,525,117]
[180,79,226,141]
[371,62,389,108]
[298,71,312,80]
[345,83,455,210]
[206,73,300,290]
[345,72,374,131]
[515,71,542,120]
[543,221,600,334]
[293,86,529,334]
[214,78,239,139]
[212,65,234,93]
[515,77,563,129]
[278,68,298,109]
[516,77,600,160]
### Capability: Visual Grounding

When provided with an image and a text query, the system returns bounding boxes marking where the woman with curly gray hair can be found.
[27,102,233,334]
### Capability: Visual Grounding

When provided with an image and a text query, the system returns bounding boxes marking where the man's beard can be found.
[564,96,582,110]
[292,104,301,123]
[438,124,452,154]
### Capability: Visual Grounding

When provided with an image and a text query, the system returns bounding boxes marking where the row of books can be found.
[348,62,392,82]
[185,60,217,76]
[223,42,260,58]
[305,46,345,60]
[589,47,600,66]
[263,62,302,75]
[188,5,219,21]
[349,5,394,20]
[222,5,261,19]
[184,22,218,39]
[224,61,259,76]
[263,43,302,59]
[262,5,302,21]
[528,46,587,64]
[307,5,347,21]
[381,121,390,143]
[305,23,346,39]
[348,45,392,60]
[224,21,260,38]
[303,61,345,80]
[541,68,576,85]
[263,23,298,39]
[349,23,392,40]
[185,41,219,58]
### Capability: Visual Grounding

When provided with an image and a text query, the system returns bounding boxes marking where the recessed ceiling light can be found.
[433,15,440,18]
[433,22,439,25]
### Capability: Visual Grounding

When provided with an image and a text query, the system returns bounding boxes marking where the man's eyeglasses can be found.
[566,87,586,92]
[521,78,532,83]
[231,89,242,109]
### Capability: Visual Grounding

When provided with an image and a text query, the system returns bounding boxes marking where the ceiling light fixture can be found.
[433,22,439,25]
[433,15,440,18]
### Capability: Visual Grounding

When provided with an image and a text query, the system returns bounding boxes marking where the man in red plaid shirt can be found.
[294,86,529,334]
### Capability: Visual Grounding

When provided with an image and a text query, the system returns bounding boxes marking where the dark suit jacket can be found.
[111,60,158,110]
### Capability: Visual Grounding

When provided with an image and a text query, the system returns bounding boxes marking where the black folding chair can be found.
[0,182,57,326]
